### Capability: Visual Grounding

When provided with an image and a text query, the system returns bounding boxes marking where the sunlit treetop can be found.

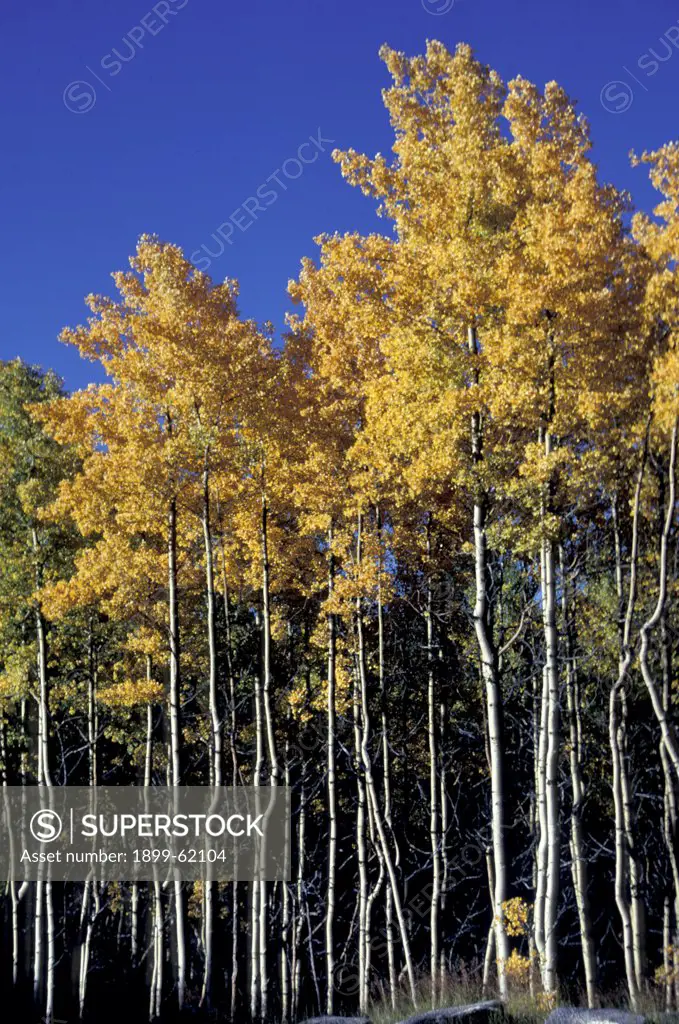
[633,143,679,432]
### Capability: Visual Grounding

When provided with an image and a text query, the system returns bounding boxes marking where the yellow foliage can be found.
[0,643,34,700]
[97,679,164,708]
[654,946,679,985]
[503,896,530,937]
[504,949,531,987]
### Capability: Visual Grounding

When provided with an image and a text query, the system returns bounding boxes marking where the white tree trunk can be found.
[200,462,220,1011]
[167,498,186,1011]
[426,521,441,1006]
[326,527,338,1015]
[355,514,418,1009]
[609,429,649,1011]
[259,492,278,1020]
[560,549,597,1006]
[376,508,398,1009]
[639,421,679,784]
[468,326,509,1000]
[352,645,369,1014]
[541,531,560,995]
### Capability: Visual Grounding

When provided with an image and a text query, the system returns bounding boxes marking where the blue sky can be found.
[2,0,678,391]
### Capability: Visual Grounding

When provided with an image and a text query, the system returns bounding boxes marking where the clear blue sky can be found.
[2,0,678,390]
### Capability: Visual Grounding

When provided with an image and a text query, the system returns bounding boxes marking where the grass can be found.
[364,970,678,1024]
[368,970,540,1024]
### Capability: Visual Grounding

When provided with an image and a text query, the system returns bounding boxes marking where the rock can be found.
[396,1001,504,1024]
[546,1011,644,1024]
[299,1018,372,1024]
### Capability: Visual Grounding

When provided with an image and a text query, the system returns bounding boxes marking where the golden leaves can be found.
[631,144,679,433]
[0,645,33,701]
[503,896,531,937]
[315,40,653,556]
[97,678,164,709]
[504,949,532,988]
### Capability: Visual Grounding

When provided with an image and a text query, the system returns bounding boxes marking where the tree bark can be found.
[200,460,220,1011]
[167,497,186,1010]
[326,525,338,1015]
[259,491,278,1021]
[609,427,649,1012]
[639,420,679,784]
[560,548,597,1006]
[426,518,441,1006]
[355,514,418,1009]
[468,325,509,1000]
[539,340,561,998]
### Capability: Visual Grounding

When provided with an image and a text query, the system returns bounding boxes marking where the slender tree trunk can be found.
[530,668,539,1000]
[653,453,679,1006]
[305,889,322,1019]
[201,461,220,1011]
[620,686,646,991]
[660,579,679,1012]
[609,427,649,1012]
[377,507,398,1009]
[251,600,264,1022]
[34,870,44,1003]
[45,878,55,1024]
[200,867,214,1008]
[535,655,549,977]
[145,693,154,788]
[203,463,222,787]
[439,687,449,996]
[78,621,100,1019]
[610,495,647,991]
[352,640,369,1015]
[168,498,181,785]
[326,525,338,1015]
[542,535,560,997]
[539,345,561,998]
[150,879,164,1020]
[87,620,98,787]
[31,524,55,1021]
[365,791,384,1009]
[79,878,100,1018]
[133,687,154,969]
[612,489,646,993]
[482,849,496,997]
[664,897,673,1011]
[259,492,278,1021]
[639,421,679,784]
[610,687,639,1010]
[261,494,279,788]
[33,527,51,789]
[281,721,293,1024]
[292,778,307,1023]
[220,567,241,1019]
[355,514,418,1009]
[468,325,509,1000]
[167,497,186,1010]
[426,519,441,1006]
[560,548,597,1006]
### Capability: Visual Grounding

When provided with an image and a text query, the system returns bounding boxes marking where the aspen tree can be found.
[559,546,597,1005]
[0,361,74,1022]
[333,43,518,998]
[288,232,396,1011]
[633,146,679,787]
[496,76,645,998]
